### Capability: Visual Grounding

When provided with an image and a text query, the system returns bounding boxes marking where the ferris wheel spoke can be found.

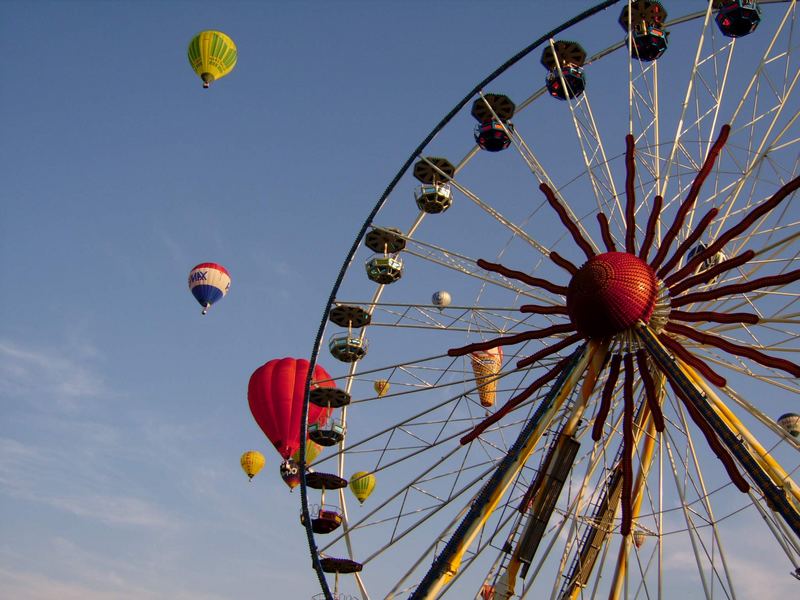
[747,230,800,268]
[414,153,555,258]
[365,306,549,336]
[712,11,800,239]
[318,447,470,554]
[359,461,498,567]
[627,42,665,222]
[314,352,453,389]
[662,428,715,599]
[332,468,507,597]
[530,402,632,598]
[674,397,739,596]
[546,40,625,236]
[640,325,800,534]
[400,241,561,304]
[339,355,563,412]
[659,4,726,199]
[693,353,800,396]
[440,509,521,598]
[686,373,800,505]
[313,386,545,477]
[676,329,800,388]
[720,385,800,449]
[747,486,800,567]
[729,0,799,127]
[606,416,660,600]
[349,301,540,331]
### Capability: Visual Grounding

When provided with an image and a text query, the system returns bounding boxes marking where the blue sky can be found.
[2,1,798,599]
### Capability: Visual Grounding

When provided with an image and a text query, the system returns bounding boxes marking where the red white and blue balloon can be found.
[188,262,231,314]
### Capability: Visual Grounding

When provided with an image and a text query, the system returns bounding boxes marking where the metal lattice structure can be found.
[300,2,800,599]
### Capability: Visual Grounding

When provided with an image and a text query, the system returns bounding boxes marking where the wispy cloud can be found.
[0,436,175,530]
[0,437,50,492]
[0,538,228,600]
[0,339,108,410]
[0,567,145,600]
[46,494,175,529]
[660,506,798,599]
[154,222,188,267]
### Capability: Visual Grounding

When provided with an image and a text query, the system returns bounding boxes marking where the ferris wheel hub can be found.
[567,252,657,338]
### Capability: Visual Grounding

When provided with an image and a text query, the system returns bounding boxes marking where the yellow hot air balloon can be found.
[291,439,323,465]
[349,471,376,504]
[471,347,503,407]
[374,379,390,397]
[187,30,238,88]
[240,450,265,480]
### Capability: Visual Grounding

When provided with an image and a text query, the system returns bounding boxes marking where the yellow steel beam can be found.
[680,360,800,506]
[415,342,598,599]
[608,416,658,600]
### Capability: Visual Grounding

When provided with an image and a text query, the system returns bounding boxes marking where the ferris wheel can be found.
[299,1,800,598]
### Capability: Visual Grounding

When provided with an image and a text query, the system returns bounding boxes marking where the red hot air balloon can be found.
[248,358,334,460]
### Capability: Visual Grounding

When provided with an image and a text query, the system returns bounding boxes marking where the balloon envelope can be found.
[349,471,376,504]
[188,262,230,314]
[778,413,800,437]
[240,450,265,480]
[373,379,390,397]
[248,357,333,460]
[280,458,301,490]
[292,439,323,465]
[471,347,503,407]
[187,30,238,88]
[432,290,452,308]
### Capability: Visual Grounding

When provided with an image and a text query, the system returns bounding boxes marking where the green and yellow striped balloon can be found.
[349,471,376,504]
[187,30,238,88]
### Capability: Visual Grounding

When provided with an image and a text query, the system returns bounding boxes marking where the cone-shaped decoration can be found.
[471,347,503,407]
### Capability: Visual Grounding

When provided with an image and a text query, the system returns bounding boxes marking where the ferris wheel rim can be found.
[300,2,800,599]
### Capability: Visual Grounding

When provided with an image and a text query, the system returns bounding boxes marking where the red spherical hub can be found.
[567,252,657,338]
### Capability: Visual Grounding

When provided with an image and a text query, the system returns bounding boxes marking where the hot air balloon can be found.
[432,290,452,310]
[471,347,503,407]
[291,439,323,465]
[633,529,646,549]
[349,471,376,504]
[240,450,265,480]
[187,30,238,88]
[188,263,230,314]
[778,413,800,437]
[248,357,334,460]
[374,379,390,397]
[280,458,301,490]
